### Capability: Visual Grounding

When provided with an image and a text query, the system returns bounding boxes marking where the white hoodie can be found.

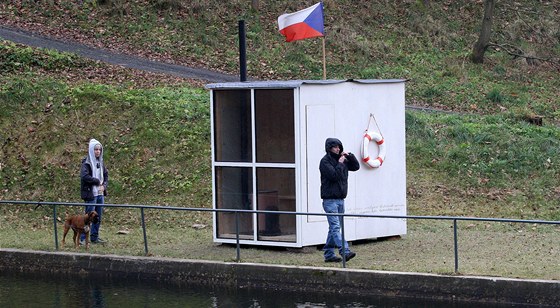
[86,138,104,196]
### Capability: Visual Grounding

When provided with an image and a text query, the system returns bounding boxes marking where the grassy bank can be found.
[1,52,558,279]
[1,202,558,280]
[406,111,560,221]
[1,42,558,218]
[1,1,559,280]
[1,1,559,120]
[1,38,559,213]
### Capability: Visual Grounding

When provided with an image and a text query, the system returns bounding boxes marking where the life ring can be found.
[361,131,386,168]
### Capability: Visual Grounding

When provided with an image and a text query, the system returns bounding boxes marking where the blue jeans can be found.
[322,199,352,260]
[81,195,104,242]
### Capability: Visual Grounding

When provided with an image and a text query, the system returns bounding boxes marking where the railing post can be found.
[235,211,240,262]
[453,219,459,274]
[141,208,148,256]
[341,212,346,268]
[52,203,59,250]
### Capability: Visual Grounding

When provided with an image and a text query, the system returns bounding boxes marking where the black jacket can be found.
[80,157,108,201]
[319,138,360,199]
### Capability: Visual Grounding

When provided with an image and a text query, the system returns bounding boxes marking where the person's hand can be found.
[339,153,347,163]
[98,185,105,193]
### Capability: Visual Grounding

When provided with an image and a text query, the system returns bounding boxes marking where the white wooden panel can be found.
[299,82,406,245]
[305,105,334,223]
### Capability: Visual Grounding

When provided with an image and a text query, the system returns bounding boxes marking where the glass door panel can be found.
[213,90,252,162]
[256,168,296,242]
[213,88,298,244]
[215,166,253,239]
[255,89,294,163]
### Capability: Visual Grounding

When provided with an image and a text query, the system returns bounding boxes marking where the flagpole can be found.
[322,36,326,80]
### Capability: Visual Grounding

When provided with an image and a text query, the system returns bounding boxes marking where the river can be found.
[0,271,516,307]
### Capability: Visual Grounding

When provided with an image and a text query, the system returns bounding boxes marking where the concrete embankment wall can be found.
[0,249,558,306]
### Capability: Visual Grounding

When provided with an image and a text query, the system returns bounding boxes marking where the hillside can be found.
[1,1,559,117]
[1,1,559,221]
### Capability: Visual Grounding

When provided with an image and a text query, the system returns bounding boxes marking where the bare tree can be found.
[471,0,496,64]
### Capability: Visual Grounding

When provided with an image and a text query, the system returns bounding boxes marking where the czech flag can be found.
[278,2,324,42]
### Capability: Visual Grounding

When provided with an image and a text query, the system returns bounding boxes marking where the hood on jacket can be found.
[87,139,103,163]
[86,138,104,181]
[324,138,343,153]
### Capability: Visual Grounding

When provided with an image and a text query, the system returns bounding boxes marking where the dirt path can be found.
[0,25,239,83]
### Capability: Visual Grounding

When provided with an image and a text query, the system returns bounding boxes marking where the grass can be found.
[406,111,560,221]
[0,43,559,280]
[1,203,558,280]
[0,1,559,280]
[1,1,559,120]
[2,67,558,220]
[0,71,211,206]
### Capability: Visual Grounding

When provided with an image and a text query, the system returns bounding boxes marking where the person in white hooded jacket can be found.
[80,138,108,244]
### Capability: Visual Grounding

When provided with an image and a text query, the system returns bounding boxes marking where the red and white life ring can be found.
[361,131,386,168]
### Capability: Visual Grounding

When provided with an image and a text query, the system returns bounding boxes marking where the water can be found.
[0,271,517,307]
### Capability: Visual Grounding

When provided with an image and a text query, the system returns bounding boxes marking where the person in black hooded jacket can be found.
[319,137,360,262]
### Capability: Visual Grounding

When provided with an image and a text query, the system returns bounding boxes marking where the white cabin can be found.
[206,79,407,247]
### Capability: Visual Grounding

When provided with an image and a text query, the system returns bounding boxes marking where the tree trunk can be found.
[471,0,496,64]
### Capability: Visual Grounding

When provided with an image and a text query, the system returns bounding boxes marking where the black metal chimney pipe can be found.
[239,20,247,82]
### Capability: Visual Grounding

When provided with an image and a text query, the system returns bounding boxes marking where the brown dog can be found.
[61,211,99,250]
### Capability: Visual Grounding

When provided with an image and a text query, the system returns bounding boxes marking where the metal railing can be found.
[1,200,558,273]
